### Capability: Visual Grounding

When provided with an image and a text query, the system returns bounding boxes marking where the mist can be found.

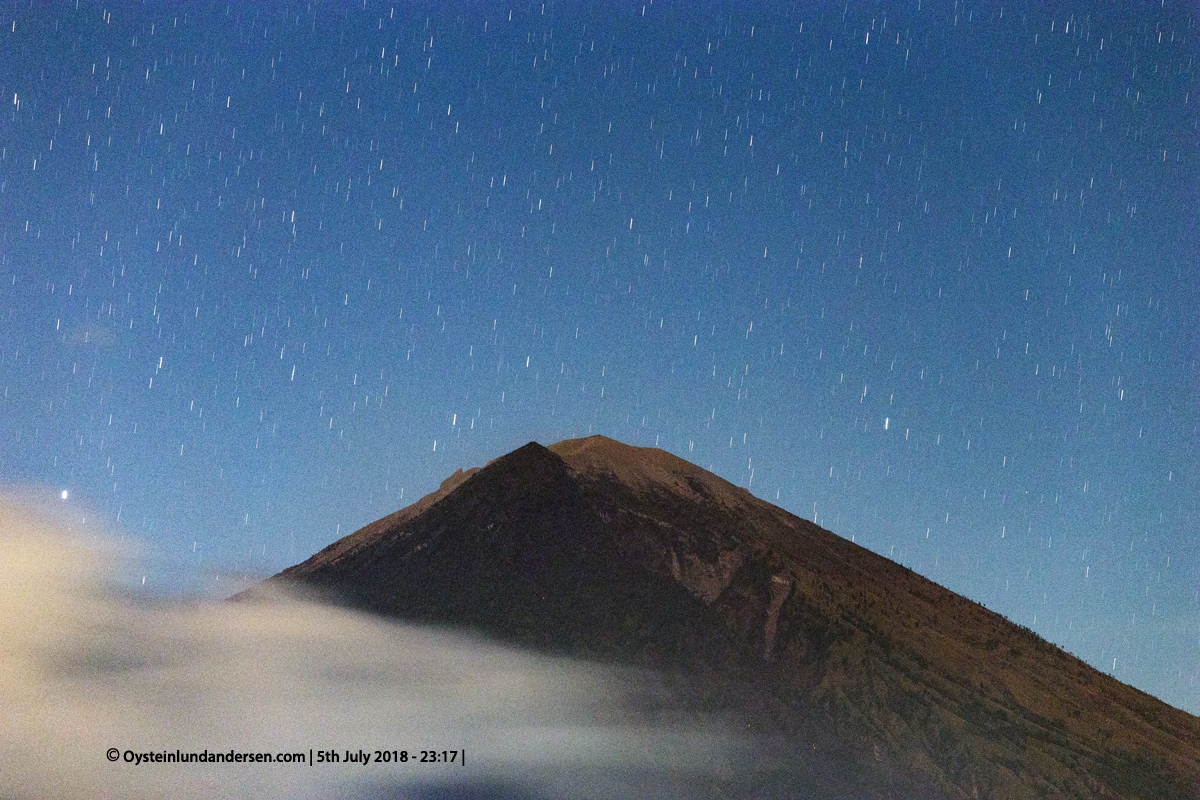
[0,491,749,800]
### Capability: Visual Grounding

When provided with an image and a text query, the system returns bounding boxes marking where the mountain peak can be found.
[548,435,753,511]
[247,436,1200,799]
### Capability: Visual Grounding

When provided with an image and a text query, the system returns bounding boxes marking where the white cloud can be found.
[0,491,741,800]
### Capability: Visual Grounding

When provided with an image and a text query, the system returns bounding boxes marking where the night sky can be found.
[2,2,1197,715]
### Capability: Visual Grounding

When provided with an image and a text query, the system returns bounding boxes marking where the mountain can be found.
[246,436,1200,799]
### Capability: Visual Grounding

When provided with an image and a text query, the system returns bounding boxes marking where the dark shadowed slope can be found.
[247,436,1200,800]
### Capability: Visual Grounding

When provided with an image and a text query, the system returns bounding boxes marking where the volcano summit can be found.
[250,436,1200,799]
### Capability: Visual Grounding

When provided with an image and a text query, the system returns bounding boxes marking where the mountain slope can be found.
[250,436,1200,799]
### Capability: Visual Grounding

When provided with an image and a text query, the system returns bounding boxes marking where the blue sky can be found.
[2,1,1197,714]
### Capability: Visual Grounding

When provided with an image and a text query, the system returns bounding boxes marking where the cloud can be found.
[0,491,746,800]
[64,323,116,349]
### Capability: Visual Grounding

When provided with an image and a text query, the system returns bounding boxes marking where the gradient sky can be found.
[2,2,1197,715]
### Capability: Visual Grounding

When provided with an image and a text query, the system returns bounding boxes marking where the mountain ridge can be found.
[247,435,1200,799]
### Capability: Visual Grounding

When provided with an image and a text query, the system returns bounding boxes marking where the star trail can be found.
[1,2,1197,714]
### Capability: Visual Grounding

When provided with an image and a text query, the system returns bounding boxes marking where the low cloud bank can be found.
[0,491,751,800]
